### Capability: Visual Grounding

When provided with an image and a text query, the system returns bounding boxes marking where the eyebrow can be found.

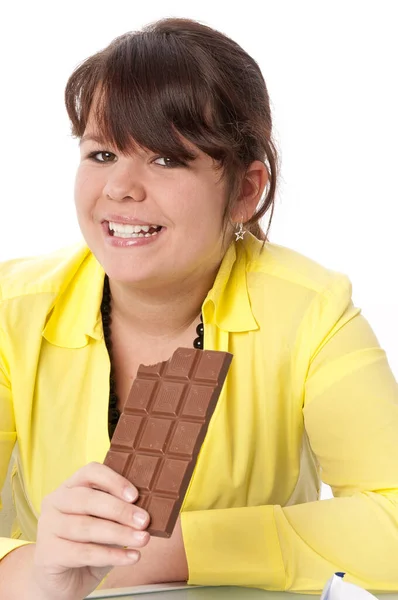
[79,134,107,147]
[78,134,142,155]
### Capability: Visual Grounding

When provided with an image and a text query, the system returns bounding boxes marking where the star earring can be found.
[235,220,246,241]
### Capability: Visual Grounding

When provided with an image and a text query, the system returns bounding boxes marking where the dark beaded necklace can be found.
[100,274,204,438]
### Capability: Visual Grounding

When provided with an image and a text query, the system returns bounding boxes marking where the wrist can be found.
[0,544,46,600]
[0,544,72,600]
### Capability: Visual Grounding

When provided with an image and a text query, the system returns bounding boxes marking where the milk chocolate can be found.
[104,347,232,537]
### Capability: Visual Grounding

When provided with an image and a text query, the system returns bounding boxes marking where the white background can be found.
[1,1,397,504]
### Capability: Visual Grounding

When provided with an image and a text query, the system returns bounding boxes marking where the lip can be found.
[102,214,162,226]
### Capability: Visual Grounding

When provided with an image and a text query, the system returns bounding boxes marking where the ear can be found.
[230,160,269,223]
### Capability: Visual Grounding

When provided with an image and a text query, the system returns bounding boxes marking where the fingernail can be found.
[133,511,148,528]
[126,550,139,562]
[123,487,137,502]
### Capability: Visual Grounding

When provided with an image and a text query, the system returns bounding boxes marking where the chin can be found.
[103,264,159,286]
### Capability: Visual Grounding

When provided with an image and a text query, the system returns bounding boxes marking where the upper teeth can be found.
[108,222,159,233]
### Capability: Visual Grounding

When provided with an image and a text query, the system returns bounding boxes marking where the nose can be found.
[103,161,146,203]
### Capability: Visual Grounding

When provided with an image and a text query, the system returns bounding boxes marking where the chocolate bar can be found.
[104,347,232,537]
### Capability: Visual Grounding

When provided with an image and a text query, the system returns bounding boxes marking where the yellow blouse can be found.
[1,233,398,593]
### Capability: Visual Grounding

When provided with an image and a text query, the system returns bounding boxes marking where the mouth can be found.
[106,221,163,239]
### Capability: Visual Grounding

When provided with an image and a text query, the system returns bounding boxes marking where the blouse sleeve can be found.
[181,275,398,592]
[0,316,32,561]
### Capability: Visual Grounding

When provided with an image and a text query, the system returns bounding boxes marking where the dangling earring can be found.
[235,220,246,241]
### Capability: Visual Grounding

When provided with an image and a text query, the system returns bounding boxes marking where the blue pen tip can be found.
[336,572,345,578]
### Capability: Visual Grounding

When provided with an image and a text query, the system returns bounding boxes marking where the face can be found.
[74,117,232,289]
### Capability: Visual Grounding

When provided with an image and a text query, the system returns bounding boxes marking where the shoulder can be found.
[245,235,350,296]
[242,235,354,330]
[0,241,91,302]
[244,235,352,303]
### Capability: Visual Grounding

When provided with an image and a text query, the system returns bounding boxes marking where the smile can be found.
[107,221,163,238]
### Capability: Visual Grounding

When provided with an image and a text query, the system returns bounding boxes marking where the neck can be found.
[107,264,220,341]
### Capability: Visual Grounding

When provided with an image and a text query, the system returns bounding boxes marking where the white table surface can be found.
[87,583,398,600]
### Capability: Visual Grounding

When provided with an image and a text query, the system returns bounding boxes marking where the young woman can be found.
[1,16,397,600]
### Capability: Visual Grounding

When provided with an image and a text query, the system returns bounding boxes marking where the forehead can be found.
[79,93,218,168]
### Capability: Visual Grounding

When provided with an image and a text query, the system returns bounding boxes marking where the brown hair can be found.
[65,17,279,241]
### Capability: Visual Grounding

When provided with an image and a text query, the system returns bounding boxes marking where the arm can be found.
[0,322,38,596]
[0,321,33,563]
[180,280,398,591]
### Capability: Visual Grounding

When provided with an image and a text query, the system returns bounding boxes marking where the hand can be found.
[32,461,150,600]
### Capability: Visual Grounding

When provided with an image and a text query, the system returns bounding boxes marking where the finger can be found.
[37,537,141,569]
[54,487,150,530]
[65,462,138,503]
[53,513,150,548]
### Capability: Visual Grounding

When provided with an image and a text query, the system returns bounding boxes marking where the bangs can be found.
[65,32,230,167]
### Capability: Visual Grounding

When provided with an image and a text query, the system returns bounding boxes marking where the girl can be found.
[1,16,397,600]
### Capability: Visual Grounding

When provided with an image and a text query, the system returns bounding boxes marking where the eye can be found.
[153,156,183,168]
[87,151,116,163]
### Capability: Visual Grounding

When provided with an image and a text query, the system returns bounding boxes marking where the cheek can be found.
[74,168,101,211]
[173,181,226,229]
